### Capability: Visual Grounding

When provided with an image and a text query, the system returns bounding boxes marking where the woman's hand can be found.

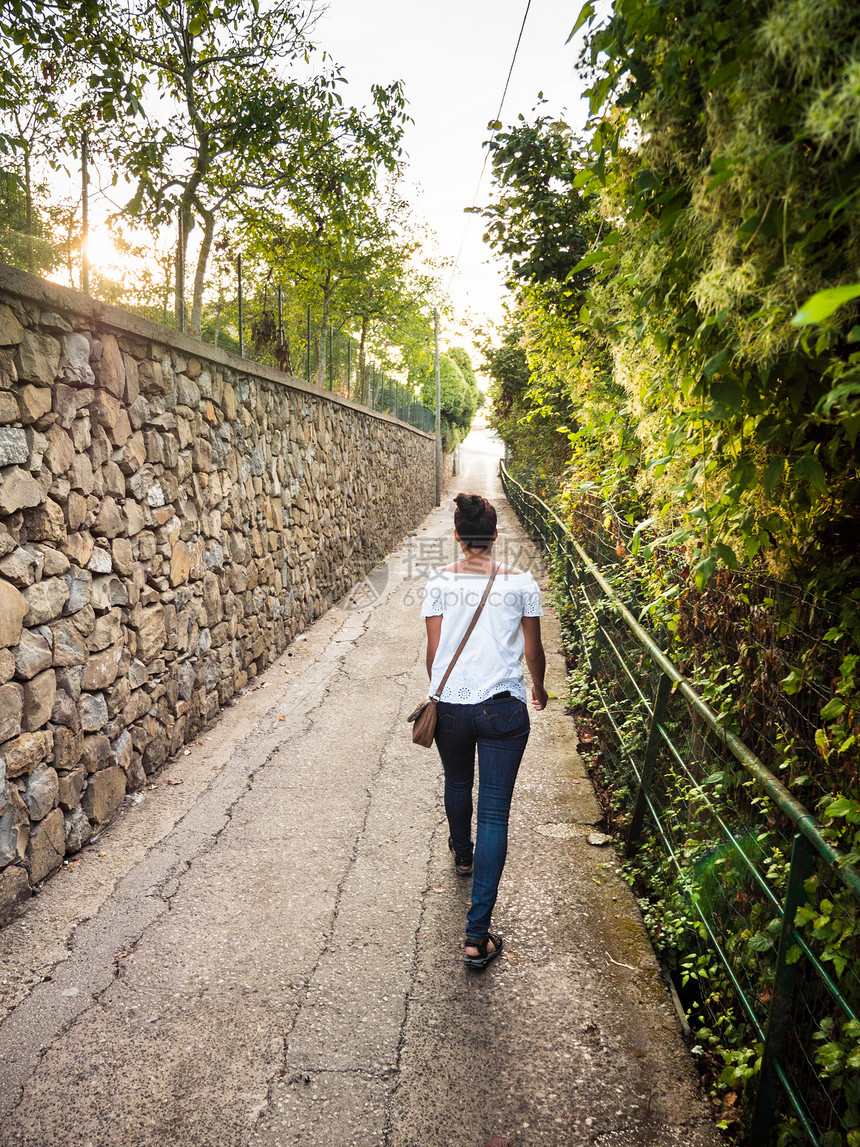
[531,682,549,711]
[523,618,548,711]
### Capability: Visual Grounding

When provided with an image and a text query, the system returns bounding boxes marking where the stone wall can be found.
[0,265,436,921]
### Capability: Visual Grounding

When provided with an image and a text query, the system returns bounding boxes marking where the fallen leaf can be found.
[165,778,184,786]
[432,887,448,894]
[278,715,285,721]
[98,851,106,857]
[504,949,523,966]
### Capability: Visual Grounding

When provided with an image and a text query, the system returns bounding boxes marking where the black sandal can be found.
[463,932,503,970]
[448,836,473,876]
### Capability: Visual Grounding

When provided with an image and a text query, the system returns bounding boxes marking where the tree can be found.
[111,0,407,337]
[420,351,478,450]
[480,112,596,309]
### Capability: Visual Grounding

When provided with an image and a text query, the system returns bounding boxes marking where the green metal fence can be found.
[501,461,860,1147]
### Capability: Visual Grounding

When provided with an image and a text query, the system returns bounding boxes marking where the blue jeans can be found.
[434,696,530,938]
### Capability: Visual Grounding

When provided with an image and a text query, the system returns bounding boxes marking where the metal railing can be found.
[501,461,860,1146]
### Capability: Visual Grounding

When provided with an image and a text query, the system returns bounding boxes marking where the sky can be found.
[313,0,592,346]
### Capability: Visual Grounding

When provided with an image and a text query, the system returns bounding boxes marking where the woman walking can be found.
[421,493,548,970]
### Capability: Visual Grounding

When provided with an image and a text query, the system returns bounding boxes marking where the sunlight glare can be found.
[84,231,121,271]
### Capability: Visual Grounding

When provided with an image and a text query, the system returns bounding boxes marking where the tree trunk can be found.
[317,273,332,386]
[358,315,368,404]
[23,150,34,274]
[191,207,215,338]
[175,201,192,331]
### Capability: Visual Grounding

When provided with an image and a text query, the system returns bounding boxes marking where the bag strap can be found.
[431,563,500,701]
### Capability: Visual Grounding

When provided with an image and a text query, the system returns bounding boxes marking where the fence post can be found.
[347,340,351,399]
[306,307,311,382]
[749,833,815,1143]
[588,605,605,681]
[328,324,333,390]
[236,254,243,357]
[627,671,673,852]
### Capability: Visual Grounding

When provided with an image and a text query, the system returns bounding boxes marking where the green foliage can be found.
[488,6,860,1138]
[419,349,480,451]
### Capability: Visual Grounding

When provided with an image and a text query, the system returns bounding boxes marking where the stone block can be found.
[0,648,13,684]
[78,691,108,732]
[1,729,51,778]
[71,603,95,637]
[69,451,94,494]
[22,576,68,625]
[137,358,166,397]
[91,574,128,610]
[64,805,92,853]
[108,407,132,448]
[16,384,53,424]
[0,681,23,742]
[63,566,93,615]
[111,536,134,575]
[0,546,38,586]
[0,865,30,924]
[14,330,60,387]
[21,668,56,731]
[25,497,66,544]
[0,303,24,346]
[125,501,145,536]
[102,460,125,498]
[0,466,44,515]
[41,547,69,577]
[0,579,29,649]
[13,628,52,680]
[26,806,64,883]
[81,733,112,773]
[0,775,28,853]
[91,496,124,538]
[123,354,140,405]
[97,333,125,398]
[52,724,83,766]
[0,426,28,466]
[89,609,123,652]
[86,546,112,573]
[81,765,125,825]
[57,766,86,811]
[52,383,79,428]
[81,642,123,691]
[44,423,75,475]
[0,391,18,423]
[59,331,95,387]
[50,618,88,666]
[90,388,121,429]
[169,540,191,587]
[134,603,165,663]
[22,764,59,820]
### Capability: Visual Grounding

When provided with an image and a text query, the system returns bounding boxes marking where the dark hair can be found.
[453,493,497,550]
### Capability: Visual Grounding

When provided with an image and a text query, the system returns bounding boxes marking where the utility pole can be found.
[434,308,441,507]
[237,254,244,357]
[81,131,90,295]
[176,212,185,332]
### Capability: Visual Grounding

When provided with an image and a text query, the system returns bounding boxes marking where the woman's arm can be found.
[522,616,548,711]
[425,615,442,680]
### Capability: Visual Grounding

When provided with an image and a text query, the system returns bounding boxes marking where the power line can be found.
[446,0,533,295]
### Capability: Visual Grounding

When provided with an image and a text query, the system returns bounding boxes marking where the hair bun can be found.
[454,492,483,520]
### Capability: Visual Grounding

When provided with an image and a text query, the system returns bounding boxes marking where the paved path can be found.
[0,427,720,1147]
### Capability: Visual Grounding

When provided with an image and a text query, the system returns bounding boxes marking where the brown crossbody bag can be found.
[407,563,500,748]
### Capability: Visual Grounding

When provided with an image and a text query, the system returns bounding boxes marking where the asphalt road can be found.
[0,425,721,1147]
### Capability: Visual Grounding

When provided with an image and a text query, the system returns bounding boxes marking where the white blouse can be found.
[420,568,543,704]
